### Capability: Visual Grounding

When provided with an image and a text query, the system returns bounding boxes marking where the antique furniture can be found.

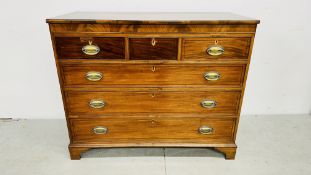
[46,12,259,160]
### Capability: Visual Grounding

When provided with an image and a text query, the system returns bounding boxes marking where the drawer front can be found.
[70,117,235,143]
[129,38,178,60]
[66,91,240,115]
[183,38,251,60]
[55,37,125,59]
[62,65,245,86]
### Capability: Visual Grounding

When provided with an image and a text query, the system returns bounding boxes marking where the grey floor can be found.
[0,115,310,175]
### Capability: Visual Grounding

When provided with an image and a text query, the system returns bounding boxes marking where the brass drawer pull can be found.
[199,126,213,134]
[207,45,224,56]
[201,100,216,108]
[85,71,103,81]
[204,71,221,81]
[82,40,100,55]
[89,99,106,109]
[93,126,108,134]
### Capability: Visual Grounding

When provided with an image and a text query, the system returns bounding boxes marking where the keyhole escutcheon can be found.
[151,38,157,47]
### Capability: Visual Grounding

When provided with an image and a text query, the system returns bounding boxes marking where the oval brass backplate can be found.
[89,99,106,109]
[204,71,221,81]
[82,41,100,55]
[85,71,103,81]
[207,45,224,56]
[93,126,108,134]
[198,126,213,134]
[201,100,217,108]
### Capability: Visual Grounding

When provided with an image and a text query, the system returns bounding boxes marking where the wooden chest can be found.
[46,12,259,160]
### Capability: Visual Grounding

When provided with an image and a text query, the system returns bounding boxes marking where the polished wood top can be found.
[46,12,260,24]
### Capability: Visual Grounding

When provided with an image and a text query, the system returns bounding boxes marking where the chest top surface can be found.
[46,12,260,25]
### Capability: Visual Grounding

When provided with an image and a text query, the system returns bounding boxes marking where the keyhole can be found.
[151,119,156,125]
[151,93,156,98]
[152,66,156,72]
[151,38,157,47]
[215,40,218,45]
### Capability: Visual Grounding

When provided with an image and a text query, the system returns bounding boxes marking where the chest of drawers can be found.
[47,12,259,160]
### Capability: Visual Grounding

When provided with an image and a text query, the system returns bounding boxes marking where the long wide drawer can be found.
[61,64,245,86]
[65,91,241,115]
[70,117,235,143]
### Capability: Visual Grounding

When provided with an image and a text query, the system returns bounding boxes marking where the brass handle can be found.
[89,99,106,109]
[82,40,100,55]
[207,45,224,56]
[201,100,216,108]
[204,72,221,81]
[85,71,103,81]
[199,126,213,134]
[93,126,108,134]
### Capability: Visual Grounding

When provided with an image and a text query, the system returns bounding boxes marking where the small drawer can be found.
[65,90,241,115]
[70,117,235,143]
[129,38,178,60]
[61,64,245,87]
[183,38,251,60]
[55,37,125,59]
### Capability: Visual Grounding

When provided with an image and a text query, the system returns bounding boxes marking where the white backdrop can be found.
[0,0,310,118]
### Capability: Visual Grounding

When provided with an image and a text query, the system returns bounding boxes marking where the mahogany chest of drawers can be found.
[46,12,259,160]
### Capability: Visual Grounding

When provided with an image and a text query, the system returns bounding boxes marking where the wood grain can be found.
[48,26,74,144]
[61,64,245,87]
[70,117,235,143]
[129,38,178,60]
[55,37,125,59]
[47,12,259,160]
[183,37,251,60]
[49,24,258,33]
[65,90,241,114]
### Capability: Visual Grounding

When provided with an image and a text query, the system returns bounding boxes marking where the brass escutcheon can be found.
[201,100,217,108]
[89,99,106,109]
[85,71,103,81]
[93,126,108,134]
[198,126,214,134]
[207,45,224,56]
[151,38,157,47]
[82,40,100,55]
[204,71,221,81]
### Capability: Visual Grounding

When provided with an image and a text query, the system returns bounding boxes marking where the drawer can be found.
[129,38,178,60]
[183,38,251,60]
[62,64,245,86]
[70,117,235,143]
[55,37,125,59]
[66,91,240,115]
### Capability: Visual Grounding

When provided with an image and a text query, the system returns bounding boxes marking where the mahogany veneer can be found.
[183,37,251,60]
[47,12,259,160]
[130,38,178,60]
[62,64,245,86]
[65,90,241,114]
[55,37,125,59]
